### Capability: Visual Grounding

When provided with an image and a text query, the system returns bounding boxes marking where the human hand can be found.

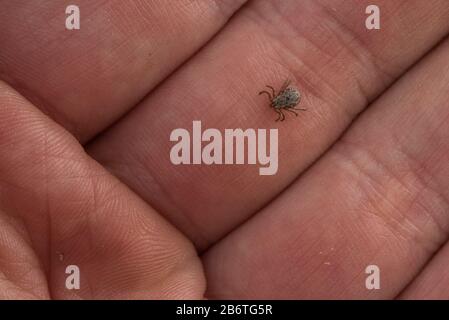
[1,0,449,299]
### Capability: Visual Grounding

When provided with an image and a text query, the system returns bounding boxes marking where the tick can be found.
[259,79,306,121]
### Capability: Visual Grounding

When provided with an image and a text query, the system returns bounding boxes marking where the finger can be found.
[203,38,449,298]
[0,80,204,299]
[87,0,449,249]
[0,0,247,142]
[399,237,449,298]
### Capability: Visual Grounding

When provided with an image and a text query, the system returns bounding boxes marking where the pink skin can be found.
[1,0,449,299]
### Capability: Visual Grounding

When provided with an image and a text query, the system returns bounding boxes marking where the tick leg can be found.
[285,108,298,117]
[275,109,282,122]
[280,79,291,92]
[266,85,276,97]
[259,90,272,101]
[291,107,307,111]
[280,110,285,121]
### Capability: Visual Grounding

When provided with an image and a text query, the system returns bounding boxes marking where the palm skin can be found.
[0,0,449,299]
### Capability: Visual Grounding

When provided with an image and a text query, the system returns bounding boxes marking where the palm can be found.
[1,0,449,299]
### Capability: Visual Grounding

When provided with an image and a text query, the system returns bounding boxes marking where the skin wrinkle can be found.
[337,150,413,241]
[0,278,39,299]
[394,243,448,299]
[309,7,372,108]
[317,16,372,108]
[43,128,53,282]
[251,0,391,106]
[3,262,39,296]
[52,168,120,299]
[392,134,449,234]
[0,77,80,139]
[398,238,449,299]
[135,160,210,247]
[102,153,211,247]
[0,177,48,278]
[211,0,248,19]
[334,139,448,251]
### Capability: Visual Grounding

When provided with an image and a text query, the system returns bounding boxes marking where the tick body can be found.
[259,79,306,121]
